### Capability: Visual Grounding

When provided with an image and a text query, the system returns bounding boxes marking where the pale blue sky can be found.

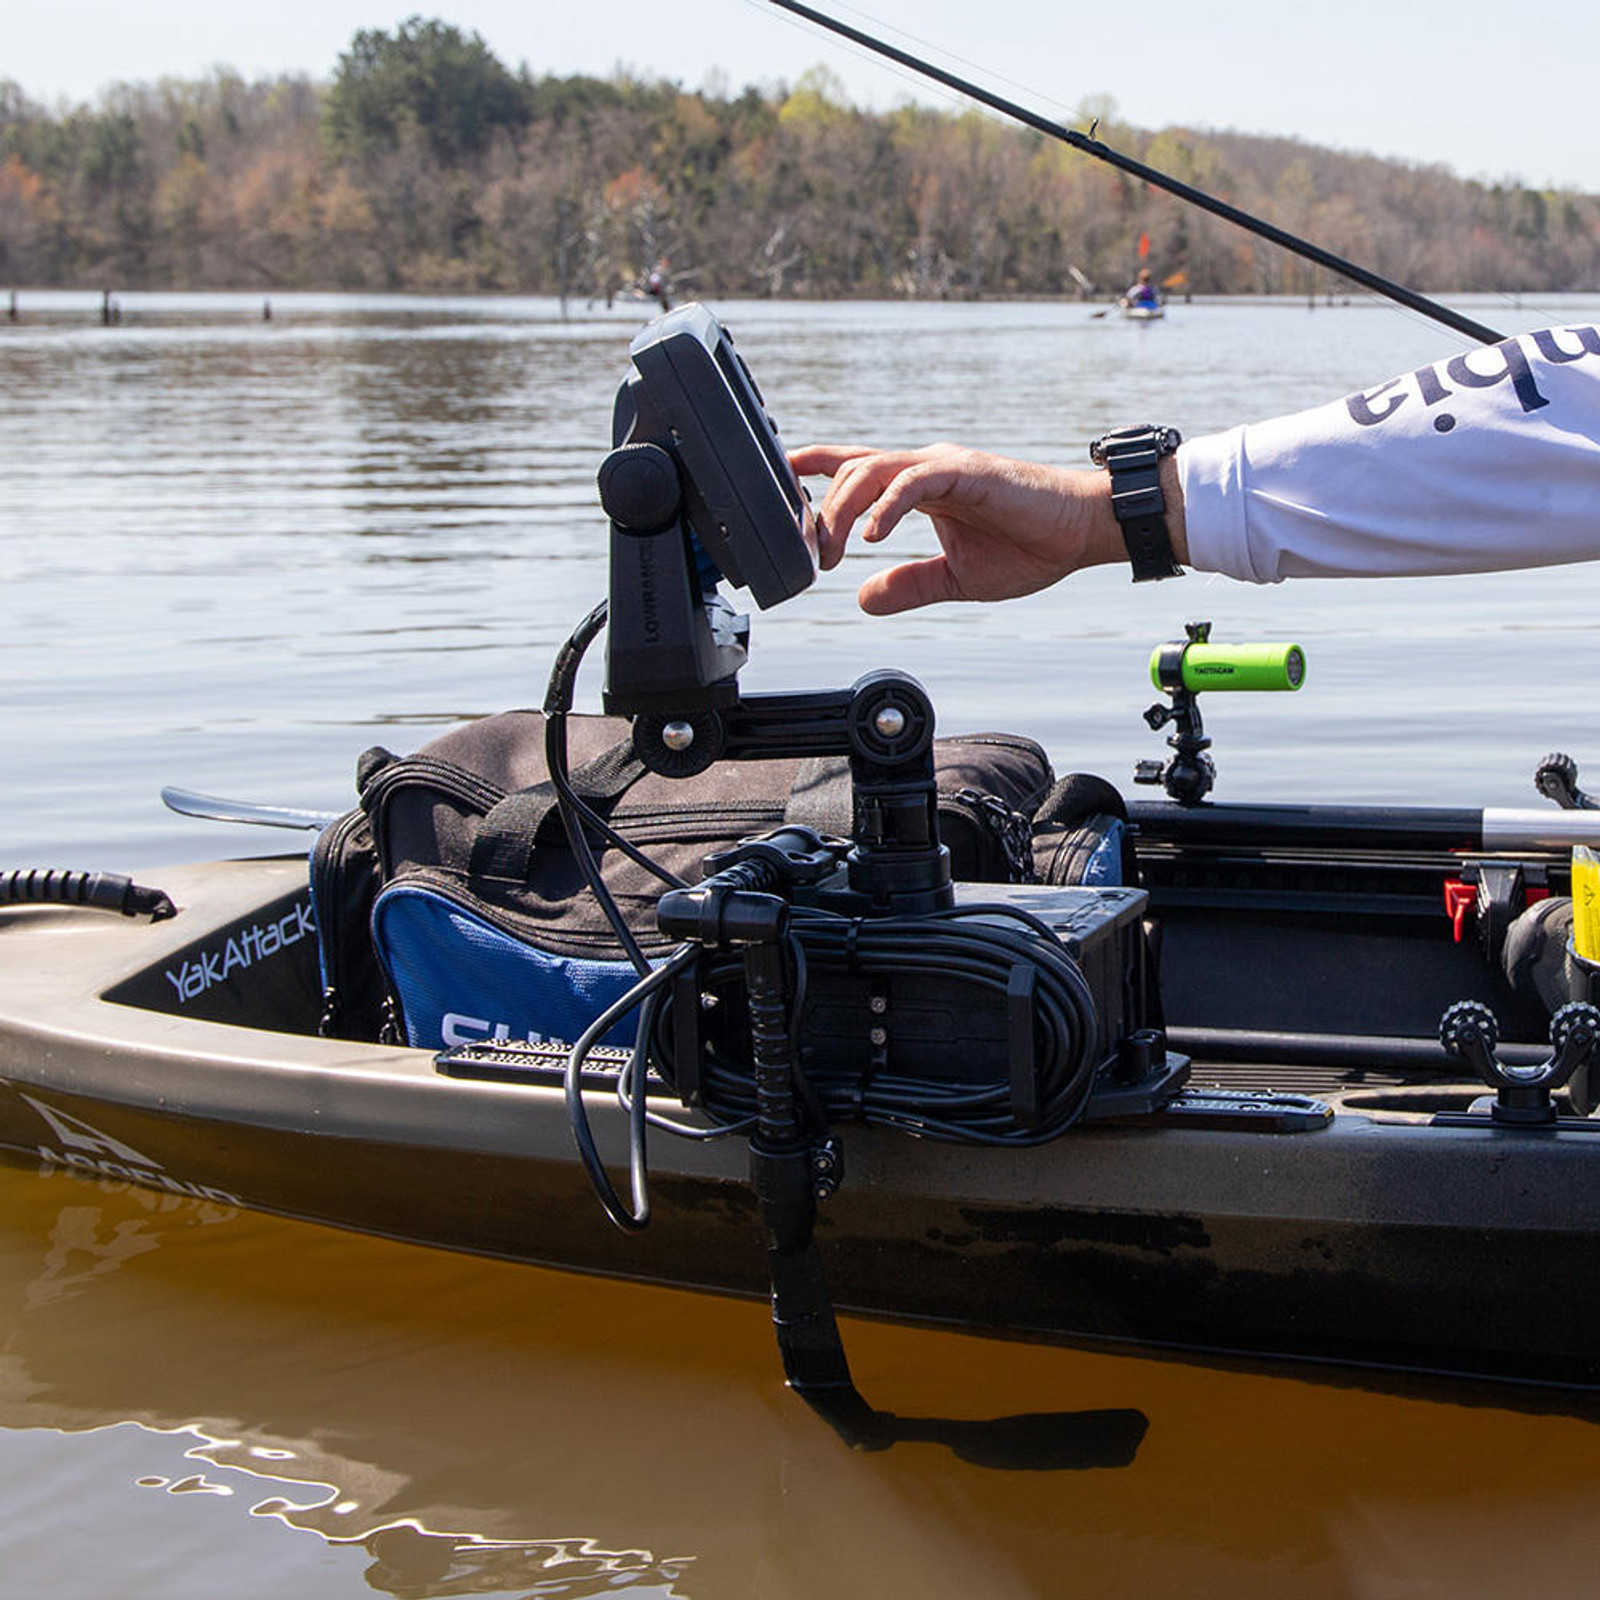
[8,0,1594,192]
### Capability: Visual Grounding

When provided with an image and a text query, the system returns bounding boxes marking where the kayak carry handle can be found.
[1,868,176,920]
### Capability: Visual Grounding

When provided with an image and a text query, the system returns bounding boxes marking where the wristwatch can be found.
[1089,424,1184,582]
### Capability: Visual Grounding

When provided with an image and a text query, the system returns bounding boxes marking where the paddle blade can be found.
[160,786,341,832]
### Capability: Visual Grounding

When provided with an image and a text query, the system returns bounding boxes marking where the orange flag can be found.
[1137,231,1150,260]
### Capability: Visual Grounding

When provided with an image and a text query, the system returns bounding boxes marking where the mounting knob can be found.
[1550,1001,1600,1116]
[1535,751,1580,808]
[598,443,681,531]
[847,672,933,764]
[1440,999,1498,1075]
[1551,999,1599,1056]
[1534,752,1599,811]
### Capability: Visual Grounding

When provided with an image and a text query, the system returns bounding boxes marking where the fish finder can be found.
[600,304,818,714]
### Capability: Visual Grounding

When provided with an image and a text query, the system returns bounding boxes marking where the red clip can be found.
[1443,880,1475,944]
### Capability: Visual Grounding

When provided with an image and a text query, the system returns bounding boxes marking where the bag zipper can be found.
[944,788,1038,883]
[309,807,372,1036]
[374,868,681,964]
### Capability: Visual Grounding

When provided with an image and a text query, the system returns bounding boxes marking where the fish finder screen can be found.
[624,304,818,609]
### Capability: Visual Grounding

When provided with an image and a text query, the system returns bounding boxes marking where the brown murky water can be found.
[3,1157,1598,1599]
[5,292,1600,1596]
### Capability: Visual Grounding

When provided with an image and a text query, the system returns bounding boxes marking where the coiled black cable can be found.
[545,601,1102,1235]
[655,902,1100,1146]
[545,604,748,1228]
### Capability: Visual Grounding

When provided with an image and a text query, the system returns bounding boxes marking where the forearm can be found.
[1179,327,1600,583]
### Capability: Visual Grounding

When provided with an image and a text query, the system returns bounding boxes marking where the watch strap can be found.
[1091,425,1184,583]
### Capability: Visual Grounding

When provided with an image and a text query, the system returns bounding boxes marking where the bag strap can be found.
[468,739,646,883]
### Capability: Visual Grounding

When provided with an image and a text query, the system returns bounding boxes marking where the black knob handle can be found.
[1440,998,1498,1061]
[598,443,680,531]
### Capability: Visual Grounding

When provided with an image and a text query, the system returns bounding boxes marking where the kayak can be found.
[6,781,1600,1393]
[1123,304,1164,321]
[5,304,1596,1407]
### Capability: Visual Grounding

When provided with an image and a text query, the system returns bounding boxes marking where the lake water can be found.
[3,290,1600,1597]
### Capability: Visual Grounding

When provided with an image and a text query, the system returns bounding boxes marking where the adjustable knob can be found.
[846,672,933,765]
[1440,999,1498,1070]
[1535,751,1580,808]
[1550,1001,1600,1117]
[1550,999,1600,1063]
[598,443,680,531]
[1534,751,1598,810]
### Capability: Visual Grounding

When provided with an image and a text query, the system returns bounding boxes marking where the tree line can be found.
[2,16,1597,300]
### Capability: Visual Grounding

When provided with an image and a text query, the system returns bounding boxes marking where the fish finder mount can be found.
[593,303,959,1429]
[577,307,1180,1439]
[598,304,952,918]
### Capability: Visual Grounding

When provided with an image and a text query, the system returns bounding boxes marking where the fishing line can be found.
[749,0,1112,133]
[763,0,1508,344]
[755,0,981,119]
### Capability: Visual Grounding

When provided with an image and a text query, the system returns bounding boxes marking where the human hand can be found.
[791,442,1183,615]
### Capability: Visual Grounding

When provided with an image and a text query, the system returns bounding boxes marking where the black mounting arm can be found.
[632,671,954,918]
[598,424,749,718]
[596,373,951,915]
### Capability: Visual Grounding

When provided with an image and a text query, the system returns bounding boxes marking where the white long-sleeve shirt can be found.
[1178,325,1600,583]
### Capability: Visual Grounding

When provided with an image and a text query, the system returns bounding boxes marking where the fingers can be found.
[787,443,877,476]
[857,555,962,616]
[792,445,956,570]
[791,444,879,568]
[856,461,959,545]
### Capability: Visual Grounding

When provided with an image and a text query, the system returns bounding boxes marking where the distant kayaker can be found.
[1121,269,1160,311]
[791,324,1600,611]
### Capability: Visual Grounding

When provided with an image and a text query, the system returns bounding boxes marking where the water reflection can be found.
[359,1525,691,1598]
[7,1417,692,1599]
[3,1159,1600,1598]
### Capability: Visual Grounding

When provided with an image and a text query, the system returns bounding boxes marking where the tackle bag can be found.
[1030,772,1135,888]
[310,710,1056,1049]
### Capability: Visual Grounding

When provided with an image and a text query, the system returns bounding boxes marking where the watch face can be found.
[1090,425,1179,467]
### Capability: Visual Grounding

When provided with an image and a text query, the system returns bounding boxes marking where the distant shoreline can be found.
[4,37,1597,306]
[6,288,1595,310]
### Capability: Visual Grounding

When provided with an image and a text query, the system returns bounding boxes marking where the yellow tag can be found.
[1573,846,1600,962]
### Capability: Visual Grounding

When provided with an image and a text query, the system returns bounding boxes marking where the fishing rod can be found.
[768,0,1505,346]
